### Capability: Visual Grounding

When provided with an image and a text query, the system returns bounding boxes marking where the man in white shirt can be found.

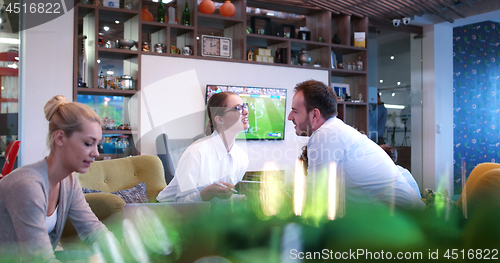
[287,80,424,210]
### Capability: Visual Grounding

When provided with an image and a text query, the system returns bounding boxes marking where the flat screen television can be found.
[206,85,287,140]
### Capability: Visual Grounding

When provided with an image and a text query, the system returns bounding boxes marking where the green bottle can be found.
[157,0,165,23]
[182,2,190,26]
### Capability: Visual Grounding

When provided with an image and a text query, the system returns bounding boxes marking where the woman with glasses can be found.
[157,92,250,202]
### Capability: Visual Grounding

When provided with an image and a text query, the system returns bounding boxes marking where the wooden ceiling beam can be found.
[334,0,388,18]
[438,0,467,17]
[458,0,473,6]
[301,0,473,24]
[372,0,415,18]
[312,0,379,18]
[393,0,426,16]
[307,0,341,15]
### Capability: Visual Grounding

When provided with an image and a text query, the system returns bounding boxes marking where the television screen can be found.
[206,85,287,140]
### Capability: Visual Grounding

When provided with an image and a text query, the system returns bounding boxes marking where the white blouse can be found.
[45,205,58,233]
[157,132,249,202]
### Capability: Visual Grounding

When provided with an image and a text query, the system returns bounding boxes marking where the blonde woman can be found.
[0,95,114,261]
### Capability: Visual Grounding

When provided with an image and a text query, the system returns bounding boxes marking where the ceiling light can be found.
[103,26,110,31]
[1,86,3,90]
[15,57,19,60]
[196,36,200,40]
[115,20,120,24]
[378,92,382,96]
[99,32,104,36]
[97,60,101,63]
[385,104,405,109]
[266,12,275,16]
[390,55,394,60]
[0,37,19,44]
[379,79,383,83]
[392,92,396,97]
[397,82,401,85]
[106,70,114,75]
[7,63,17,69]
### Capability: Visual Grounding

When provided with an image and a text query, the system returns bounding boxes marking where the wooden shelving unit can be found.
[73,0,370,158]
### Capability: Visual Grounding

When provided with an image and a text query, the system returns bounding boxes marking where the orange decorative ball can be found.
[219,0,235,17]
[142,6,153,21]
[199,0,215,15]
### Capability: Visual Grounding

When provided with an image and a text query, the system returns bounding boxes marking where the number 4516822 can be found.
[5,3,61,14]
[444,249,498,260]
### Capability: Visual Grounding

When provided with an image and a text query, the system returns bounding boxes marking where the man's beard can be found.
[296,115,313,137]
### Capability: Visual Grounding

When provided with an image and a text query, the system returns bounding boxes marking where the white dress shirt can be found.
[397,165,421,198]
[307,117,425,210]
[157,132,249,202]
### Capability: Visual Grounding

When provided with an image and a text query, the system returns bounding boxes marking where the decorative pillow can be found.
[82,182,149,203]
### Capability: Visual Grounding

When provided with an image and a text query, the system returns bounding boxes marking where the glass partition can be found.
[368,27,423,195]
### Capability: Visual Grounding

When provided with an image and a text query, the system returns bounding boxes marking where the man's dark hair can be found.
[294,80,337,119]
[380,144,398,163]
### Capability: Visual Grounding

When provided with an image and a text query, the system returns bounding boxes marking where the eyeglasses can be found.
[225,103,249,114]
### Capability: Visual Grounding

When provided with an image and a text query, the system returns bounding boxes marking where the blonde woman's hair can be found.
[44,95,101,150]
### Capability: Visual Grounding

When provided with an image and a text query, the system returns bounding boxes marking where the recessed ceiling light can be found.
[103,26,110,31]
[397,82,401,85]
[378,92,382,96]
[0,37,19,44]
[385,104,405,109]
[390,55,395,60]
[115,20,120,24]
[266,12,275,16]
[392,92,396,97]
[379,79,383,83]
[97,60,101,63]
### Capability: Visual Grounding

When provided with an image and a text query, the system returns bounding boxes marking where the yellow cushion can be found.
[76,155,167,203]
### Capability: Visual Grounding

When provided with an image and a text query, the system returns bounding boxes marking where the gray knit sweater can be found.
[0,159,108,262]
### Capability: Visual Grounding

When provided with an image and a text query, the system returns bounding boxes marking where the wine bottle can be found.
[158,0,165,23]
[182,2,190,26]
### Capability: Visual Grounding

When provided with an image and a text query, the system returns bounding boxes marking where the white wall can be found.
[19,9,74,165]
[139,55,329,181]
[410,33,423,191]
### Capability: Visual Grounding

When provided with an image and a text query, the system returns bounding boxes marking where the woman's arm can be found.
[66,175,108,245]
[4,177,59,262]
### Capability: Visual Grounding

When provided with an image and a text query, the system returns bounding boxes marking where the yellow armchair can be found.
[61,155,166,244]
[76,155,167,203]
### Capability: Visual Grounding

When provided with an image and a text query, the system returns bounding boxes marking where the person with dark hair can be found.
[288,80,424,210]
[0,95,117,262]
[380,144,421,198]
[369,94,387,144]
[157,92,249,202]
[299,145,308,175]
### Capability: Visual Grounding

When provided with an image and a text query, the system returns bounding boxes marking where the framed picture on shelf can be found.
[201,35,232,59]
